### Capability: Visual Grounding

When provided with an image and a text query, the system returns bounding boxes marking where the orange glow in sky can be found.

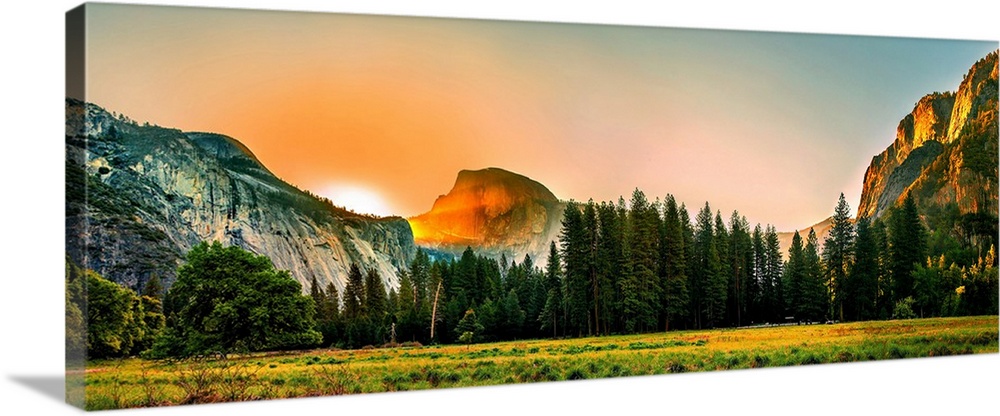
[82,4,997,229]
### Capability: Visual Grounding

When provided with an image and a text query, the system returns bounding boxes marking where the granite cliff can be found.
[408,168,566,263]
[65,99,415,293]
[857,51,998,219]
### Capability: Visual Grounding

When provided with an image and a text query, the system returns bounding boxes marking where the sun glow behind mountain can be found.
[318,184,392,217]
[82,5,998,230]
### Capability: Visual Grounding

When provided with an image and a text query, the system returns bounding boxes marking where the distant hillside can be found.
[776,217,835,260]
[408,168,566,263]
[65,99,416,293]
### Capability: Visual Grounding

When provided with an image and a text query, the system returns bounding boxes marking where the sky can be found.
[82,3,997,230]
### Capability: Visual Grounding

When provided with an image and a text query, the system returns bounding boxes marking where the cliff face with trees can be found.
[858,51,998,221]
[65,99,416,294]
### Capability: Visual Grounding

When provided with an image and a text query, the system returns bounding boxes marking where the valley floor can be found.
[82,316,998,410]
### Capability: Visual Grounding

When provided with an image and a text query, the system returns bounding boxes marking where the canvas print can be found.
[65,3,999,410]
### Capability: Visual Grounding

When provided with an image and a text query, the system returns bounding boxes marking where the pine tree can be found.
[142,273,164,300]
[712,212,731,326]
[764,225,784,322]
[595,201,622,335]
[727,212,751,327]
[678,204,697,326]
[540,241,564,337]
[661,195,689,330]
[823,193,855,322]
[583,200,600,336]
[309,276,326,319]
[848,217,880,321]
[694,202,724,328]
[619,189,660,332]
[560,201,589,336]
[323,282,340,321]
[343,264,365,320]
[749,224,765,324]
[888,194,927,306]
[364,268,388,321]
[802,228,828,322]
[784,231,806,319]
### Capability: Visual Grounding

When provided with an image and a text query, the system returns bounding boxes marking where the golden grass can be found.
[83,316,998,410]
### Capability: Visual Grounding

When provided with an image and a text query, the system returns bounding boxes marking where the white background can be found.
[1,1,998,415]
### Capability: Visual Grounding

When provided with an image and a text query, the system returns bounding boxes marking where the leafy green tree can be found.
[892,297,917,320]
[86,270,160,358]
[65,259,86,360]
[961,246,999,315]
[454,308,485,343]
[87,271,140,358]
[152,242,321,357]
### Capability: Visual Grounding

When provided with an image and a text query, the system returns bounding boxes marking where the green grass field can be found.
[82,316,998,410]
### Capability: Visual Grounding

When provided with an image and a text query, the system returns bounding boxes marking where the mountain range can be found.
[65,51,997,293]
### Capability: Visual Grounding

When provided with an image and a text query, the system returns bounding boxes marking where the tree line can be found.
[310,189,998,348]
[71,190,998,358]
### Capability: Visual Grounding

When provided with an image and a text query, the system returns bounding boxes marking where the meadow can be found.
[83,316,998,410]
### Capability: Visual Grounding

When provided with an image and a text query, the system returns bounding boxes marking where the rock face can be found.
[65,99,415,294]
[408,168,566,263]
[857,51,998,219]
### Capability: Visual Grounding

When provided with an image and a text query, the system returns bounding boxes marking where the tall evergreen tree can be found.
[871,218,892,319]
[583,200,600,335]
[848,217,880,321]
[619,190,659,332]
[888,194,927,306]
[694,202,724,328]
[784,231,806,319]
[364,268,388,320]
[560,201,589,336]
[749,224,765,324]
[142,273,164,301]
[727,212,751,327]
[661,196,689,330]
[595,201,622,335]
[823,193,855,322]
[712,212,732,325]
[343,264,365,320]
[764,225,784,322]
[540,241,564,337]
[801,229,828,321]
[309,276,326,319]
